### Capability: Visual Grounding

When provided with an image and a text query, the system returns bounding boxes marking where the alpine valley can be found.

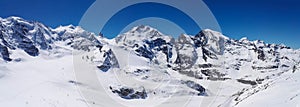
[0,16,300,107]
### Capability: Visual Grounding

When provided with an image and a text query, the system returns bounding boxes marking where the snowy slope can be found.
[0,16,300,107]
[0,55,87,107]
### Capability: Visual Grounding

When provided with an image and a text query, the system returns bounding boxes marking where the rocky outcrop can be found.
[110,86,147,100]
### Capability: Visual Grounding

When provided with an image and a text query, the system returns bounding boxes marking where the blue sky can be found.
[204,0,300,49]
[0,0,299,48]
[100,2,200,38]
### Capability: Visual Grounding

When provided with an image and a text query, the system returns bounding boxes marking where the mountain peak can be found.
[125,25,165,37]
[6,16,24,21]
[0,16,31,25]
[115,25,173,45]
[199,29,229,40]
[53,25,89,35]
[194,29,228,55]
[130,25,157,33]
[54,25,79,31]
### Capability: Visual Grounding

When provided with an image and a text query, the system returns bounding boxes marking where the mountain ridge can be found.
[0,16,300,107]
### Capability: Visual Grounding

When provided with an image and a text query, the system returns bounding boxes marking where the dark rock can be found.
[293,65,297,73]
[253,45,266,61]
[144,38,173,62]
[193,31,207,48]
[257,49,265,61]
[281,64,289,68]
[110,87,147,100]
[96,45,103,52]
[23,45,39,56]
[97,49,119,72]
[198,63,213,68]
[0,44,12,61]
[145,38,166,48]
[181,80,206,96]
[97,63,110,72]
[256,78,264,84]
[252,65,278,70]
[131,69,150,76]
[68,80,82,85]
[207,77,231,81]
[135,46,154,60]
[201,69,225,78]
[201,47,219,62]
[13,31,39,56]
[237,79,257,85]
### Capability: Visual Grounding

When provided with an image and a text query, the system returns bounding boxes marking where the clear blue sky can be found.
[0,0,299,48]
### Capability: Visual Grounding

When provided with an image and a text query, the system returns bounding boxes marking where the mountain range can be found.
[0,16,300,107]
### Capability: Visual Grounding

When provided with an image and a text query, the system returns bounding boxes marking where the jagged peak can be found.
[194,29,228,55]
[115,25,173,45]
[240,37,248,41]
[0,16,30,25]
[6,16,24,21]
[177,34,194,45]
[1,16,33,24]
[123,25,167,37]
[198,29,229,40]
[130,25,158,33]
[53,25,86,34]
[55,25,76,30]
[0,16,82,34]
[178,33,190,38]
[239,37,251,43]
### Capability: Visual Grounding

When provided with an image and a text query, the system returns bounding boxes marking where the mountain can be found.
[0,16,300,107]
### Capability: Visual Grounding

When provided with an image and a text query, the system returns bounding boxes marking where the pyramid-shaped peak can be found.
[6,16,24,21]
[197,29,229,40]
[129,25,161,34]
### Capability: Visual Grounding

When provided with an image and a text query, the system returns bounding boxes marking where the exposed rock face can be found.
[0,44,11,61]
[110,86,147,100]
[195,29,228,55]
[97,49,119,72]
[174,34,198,70]
[181,80,206,96]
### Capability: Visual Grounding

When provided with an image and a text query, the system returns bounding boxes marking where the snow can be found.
[0,16,300,107]
[0,56,87,107]
[236,70,300,107]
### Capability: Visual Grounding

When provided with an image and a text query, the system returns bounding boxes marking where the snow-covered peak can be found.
[127,25,162,36]
[240,37,248,41]
[201,29,229,40]
[0,16,103,61]
[0,16,33,27]
[53,25,87,34]
[52,24,99,42]
[178,34,194,44]
[6,16,24,21]
[123,25,170,39]
[253,40,266,48]
[195,29,228,55]
[115,25,173,46]
[54,25,76,31]
[238,37,252,45]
